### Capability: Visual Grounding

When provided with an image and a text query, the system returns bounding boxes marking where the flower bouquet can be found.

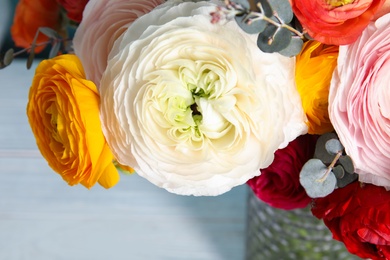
[2,0,390,259]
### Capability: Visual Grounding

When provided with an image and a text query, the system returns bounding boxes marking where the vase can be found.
[245,189,360,260]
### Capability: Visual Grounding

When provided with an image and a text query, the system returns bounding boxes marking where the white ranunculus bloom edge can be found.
[99,1,308,196]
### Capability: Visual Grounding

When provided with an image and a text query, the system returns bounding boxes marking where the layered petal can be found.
[73,0,164,87]
[312,182,390,259]
[295,41,338,135]
[247,134,317,210]
[329,13,390,187]
[27,54,119,188]
[291,0,385,45]
[99,1,307,196]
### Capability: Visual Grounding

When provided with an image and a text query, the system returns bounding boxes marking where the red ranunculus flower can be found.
[291,0,385,45]
[312,182,390,259]
[57,0,89,22]
[247,134,318,210]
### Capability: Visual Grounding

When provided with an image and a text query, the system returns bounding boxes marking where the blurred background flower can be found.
[11,0,63,54]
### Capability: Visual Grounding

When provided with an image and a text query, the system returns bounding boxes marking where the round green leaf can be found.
[299,159,337,198]
[3,48,14,66]
[278,37,303,57]
[325,139,344,155]
[339,155,355,174]
[304,32,314,41]
[337,172,358,188]
[314,132,338,164]
[268,0,293,23]
[333,165,344,179]
[255,0,273,17]
[235,15,267,34]
[233,0,251,9]
[257,25,291,53]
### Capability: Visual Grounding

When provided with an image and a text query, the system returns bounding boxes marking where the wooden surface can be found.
[0,60,247,260]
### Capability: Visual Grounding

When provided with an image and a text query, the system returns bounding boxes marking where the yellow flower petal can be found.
[27,54,120,189]
[295,41,339,135]
[96,144,121,189]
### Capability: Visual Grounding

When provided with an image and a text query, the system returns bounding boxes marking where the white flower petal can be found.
[99,1,307,195]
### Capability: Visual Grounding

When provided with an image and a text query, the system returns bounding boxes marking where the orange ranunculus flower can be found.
[27,54,120,188]
[11,0,62,53]
[295,41,339,135]
[291,0,385,45]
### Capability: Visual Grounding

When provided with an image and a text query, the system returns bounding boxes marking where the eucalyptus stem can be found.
[230,0,305,39]
[268,17,303,38]
[316,151,343,183]
[12,38,71,57]
[254,1,304,39]
[12,42,49,57]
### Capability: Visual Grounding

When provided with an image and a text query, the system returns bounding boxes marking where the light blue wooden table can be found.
[0,60,247,260]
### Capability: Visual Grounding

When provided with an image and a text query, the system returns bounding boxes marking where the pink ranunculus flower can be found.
[73,0,164,87]
[329,13,390,188]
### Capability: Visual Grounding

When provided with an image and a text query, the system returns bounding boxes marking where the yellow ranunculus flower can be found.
[27,54,120,189]
[295,41,339,135]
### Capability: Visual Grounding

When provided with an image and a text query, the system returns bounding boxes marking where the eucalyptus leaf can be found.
[333,165,344,179]
[314,132,338,164]
[257,25,291,53]
[304,32,314,41]
[39,27,59,39]
[337,172,358,188]
[339,155,355,174]
[292,16,303,33]
[235,15,267,34]
[63,40,73,54]
[27,48,35,70]
[232,0,251,9]
[49,42,61,59]
[27,28,40,70]
[300,159,337,198]
[255,0,273,17]
[278,37,303,57]
[3,48,14,66]
[325,139,344,155]
[268,0,293,23]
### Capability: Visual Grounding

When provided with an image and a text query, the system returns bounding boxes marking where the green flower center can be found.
[146,59,234,147]
[327,0,354,7]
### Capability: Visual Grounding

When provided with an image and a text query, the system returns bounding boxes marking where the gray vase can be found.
[245,189,361,260]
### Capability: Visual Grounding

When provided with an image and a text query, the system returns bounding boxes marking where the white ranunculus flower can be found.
[99,1,308,196]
